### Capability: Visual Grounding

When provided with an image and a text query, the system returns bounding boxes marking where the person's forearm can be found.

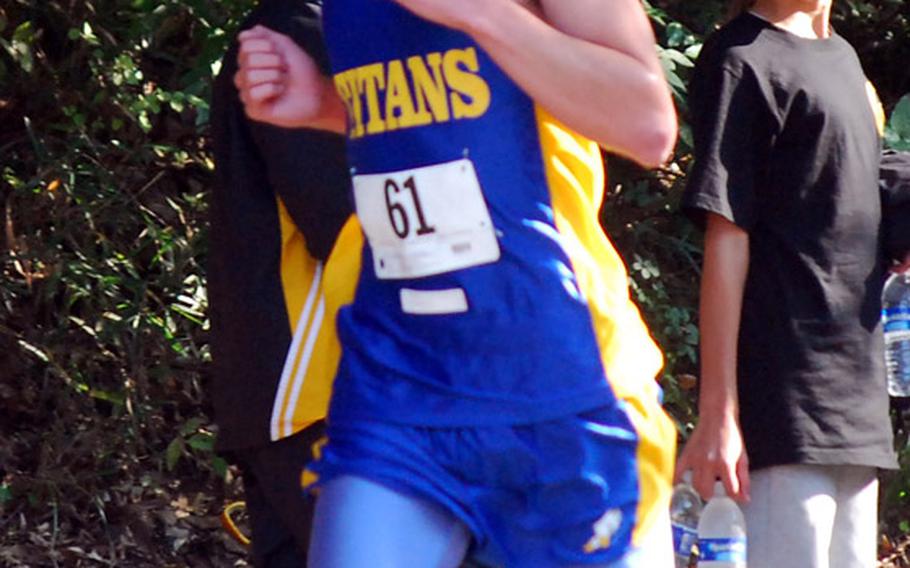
[307,80,348,134]
[459,1,676,167]
[698,215,750,421]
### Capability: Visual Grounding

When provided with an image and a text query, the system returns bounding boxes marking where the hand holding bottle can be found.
[676,412,751,503]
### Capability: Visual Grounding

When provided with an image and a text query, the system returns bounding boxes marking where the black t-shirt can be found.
[209,0,352,451]
[683,13,897,471]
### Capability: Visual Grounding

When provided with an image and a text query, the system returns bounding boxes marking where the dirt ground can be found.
[4,486,910,568]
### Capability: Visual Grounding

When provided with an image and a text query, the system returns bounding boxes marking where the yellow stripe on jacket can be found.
[270,198,359,441]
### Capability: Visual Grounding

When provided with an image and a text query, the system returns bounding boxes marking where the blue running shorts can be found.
[305,405,653,567]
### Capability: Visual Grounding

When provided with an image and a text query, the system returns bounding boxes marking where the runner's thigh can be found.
[308,474,470,568]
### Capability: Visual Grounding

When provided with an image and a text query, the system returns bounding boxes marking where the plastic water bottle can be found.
[671,471,703,568]
[884,272,910,397]
[696,481,746,567]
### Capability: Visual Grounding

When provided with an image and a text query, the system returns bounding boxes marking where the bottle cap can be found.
[682,470,694,485]
[714,481,725,497]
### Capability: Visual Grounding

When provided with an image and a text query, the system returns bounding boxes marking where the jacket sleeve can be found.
[247,1,353,261]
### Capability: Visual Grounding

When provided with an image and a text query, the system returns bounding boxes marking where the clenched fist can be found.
[235,25,345,131]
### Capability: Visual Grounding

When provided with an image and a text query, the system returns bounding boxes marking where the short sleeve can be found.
[880,149,910,262]
[682,53,777,231]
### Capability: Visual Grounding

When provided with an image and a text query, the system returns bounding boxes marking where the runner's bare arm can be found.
[392,0,678,168]
[235,26,347,132]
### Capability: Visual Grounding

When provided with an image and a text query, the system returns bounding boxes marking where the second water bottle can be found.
[696,481,747,568]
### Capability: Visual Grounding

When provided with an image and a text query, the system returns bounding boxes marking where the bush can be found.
[1,0,249,563]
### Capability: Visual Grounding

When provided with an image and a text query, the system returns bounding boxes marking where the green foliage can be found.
[833,0,910,107]
[165,416,223,474]
[882,406,910,547]
[604,1,718,427]
[0,482,12,505]
[0,0,250,559]
[885,95,910,151]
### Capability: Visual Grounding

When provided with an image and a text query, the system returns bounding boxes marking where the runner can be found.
[235,1,678,565]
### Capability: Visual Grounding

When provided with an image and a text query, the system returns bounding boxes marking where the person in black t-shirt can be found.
[677,1,910,567]
[209,1,351,565]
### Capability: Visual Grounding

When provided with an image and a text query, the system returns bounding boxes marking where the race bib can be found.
[352,159,501,280]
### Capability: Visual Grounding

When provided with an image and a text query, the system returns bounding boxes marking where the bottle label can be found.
[883,306,910,334]
[698,537,746,563]
[672,523,698,558]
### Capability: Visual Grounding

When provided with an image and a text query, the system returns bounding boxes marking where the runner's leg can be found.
[308,474,471,568]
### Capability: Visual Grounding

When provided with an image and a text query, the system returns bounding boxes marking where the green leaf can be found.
[166,438,185,471]
[664,68,687,93]
[179,417,205,437]
[885,94,910,150]
[0,483,12,504]
[17,339,50,363]
[186,432,215,452]
[664,49,695,68]
[642,1,667,25]
[685,44,703,60]
[679,124,694,150]
[138,111,152,132]
[665,22,695,48]
[88,389,126,406]
[212,456,229,479]
[12,21,35,43]
[81,21,100,46]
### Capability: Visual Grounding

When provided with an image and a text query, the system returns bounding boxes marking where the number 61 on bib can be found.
[352,159,501,280]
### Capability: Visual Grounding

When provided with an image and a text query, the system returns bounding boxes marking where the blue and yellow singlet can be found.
[320,1,675,540]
